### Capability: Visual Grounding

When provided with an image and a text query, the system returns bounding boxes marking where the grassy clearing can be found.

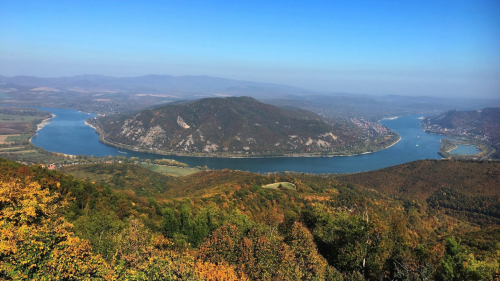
[139,164,201,177]
[63,169,111,183]
[16,151,46,158]
[262,182,295,190]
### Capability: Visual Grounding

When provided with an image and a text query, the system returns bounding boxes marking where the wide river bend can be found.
[31,108,445,174]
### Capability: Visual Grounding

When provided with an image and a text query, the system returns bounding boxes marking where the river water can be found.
[450,145,481,155]
[31,108,444,174]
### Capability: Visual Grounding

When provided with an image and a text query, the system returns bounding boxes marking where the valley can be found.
[1,95,499,281]
[26,107,448,174]
[3,1,500,279]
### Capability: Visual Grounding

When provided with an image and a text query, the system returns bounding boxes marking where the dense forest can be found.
[338,160,500,225]
[1,157,499,280]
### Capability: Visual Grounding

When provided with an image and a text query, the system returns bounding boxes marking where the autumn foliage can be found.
[1,157,500,280]
[0,178,111,279]
[0,174,246,280]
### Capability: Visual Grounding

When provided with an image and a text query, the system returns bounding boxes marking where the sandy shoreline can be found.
[84,120,97,130]
[352,136,401,156]
[386,135,402,149]
[25,114,76,159]
[29,114,56,143]
[381,116,400,121]
[36,114,56,131]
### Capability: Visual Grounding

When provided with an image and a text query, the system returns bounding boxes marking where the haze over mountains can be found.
[2,74,500,120]
[0,74,309,98]
[2,1,500,279]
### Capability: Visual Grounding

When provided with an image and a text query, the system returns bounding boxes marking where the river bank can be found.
[84,119,97,130]
[36,114,56,131]
[29,114,56,143]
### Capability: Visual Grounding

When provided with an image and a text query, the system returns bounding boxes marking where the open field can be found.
[0,125,25,134]
[0,134,30,144]
[0,146,73,165]
[0,146,27,151]
[139,164,200,176]
[0,108,51,143]
[15,151,51,159]
[0,145,38,154]
[0,114,43,135]
[5,134,30,143]
[0,134,19,144]
[0,149,37,154]
[0,114,41,123]
[262,182,295,190]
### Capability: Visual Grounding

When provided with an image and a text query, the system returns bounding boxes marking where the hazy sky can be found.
[1,0,499,98]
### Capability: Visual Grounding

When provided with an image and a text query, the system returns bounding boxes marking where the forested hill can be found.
[338,159,500,224]
[91,96,397,156]
[2,157,500,280]
[423,107,500,149]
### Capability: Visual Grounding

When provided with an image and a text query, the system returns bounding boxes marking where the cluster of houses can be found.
[424,124,491,143]
[39,164,57,170]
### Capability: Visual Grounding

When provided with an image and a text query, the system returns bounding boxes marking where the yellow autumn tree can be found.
[113,218,246,280]
[0,177,112,280]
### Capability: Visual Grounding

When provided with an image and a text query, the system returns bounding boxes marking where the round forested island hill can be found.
[88,97,398,157]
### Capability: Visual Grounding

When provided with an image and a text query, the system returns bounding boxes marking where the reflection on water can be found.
[31,107,444,174]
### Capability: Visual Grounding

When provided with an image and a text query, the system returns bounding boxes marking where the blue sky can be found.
[1,0,499,97]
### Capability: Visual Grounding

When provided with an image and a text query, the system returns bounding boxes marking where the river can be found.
[30,107,445,174]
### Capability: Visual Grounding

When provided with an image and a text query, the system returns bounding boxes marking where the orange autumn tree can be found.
[113,218,246,280]
[0,177,112,279]
[197,223,340,280]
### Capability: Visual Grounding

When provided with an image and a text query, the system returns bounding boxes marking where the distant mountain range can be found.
[2,74,500,120]
[90,96,397,156]
[0,74,311,98]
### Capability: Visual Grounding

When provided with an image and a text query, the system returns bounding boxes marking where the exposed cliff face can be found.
[95,97,381,155]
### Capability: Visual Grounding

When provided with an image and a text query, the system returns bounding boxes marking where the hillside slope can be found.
[4,157,500,280]
[91,96,397,156]
[423,107,500,150]
[338,159,500,224]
